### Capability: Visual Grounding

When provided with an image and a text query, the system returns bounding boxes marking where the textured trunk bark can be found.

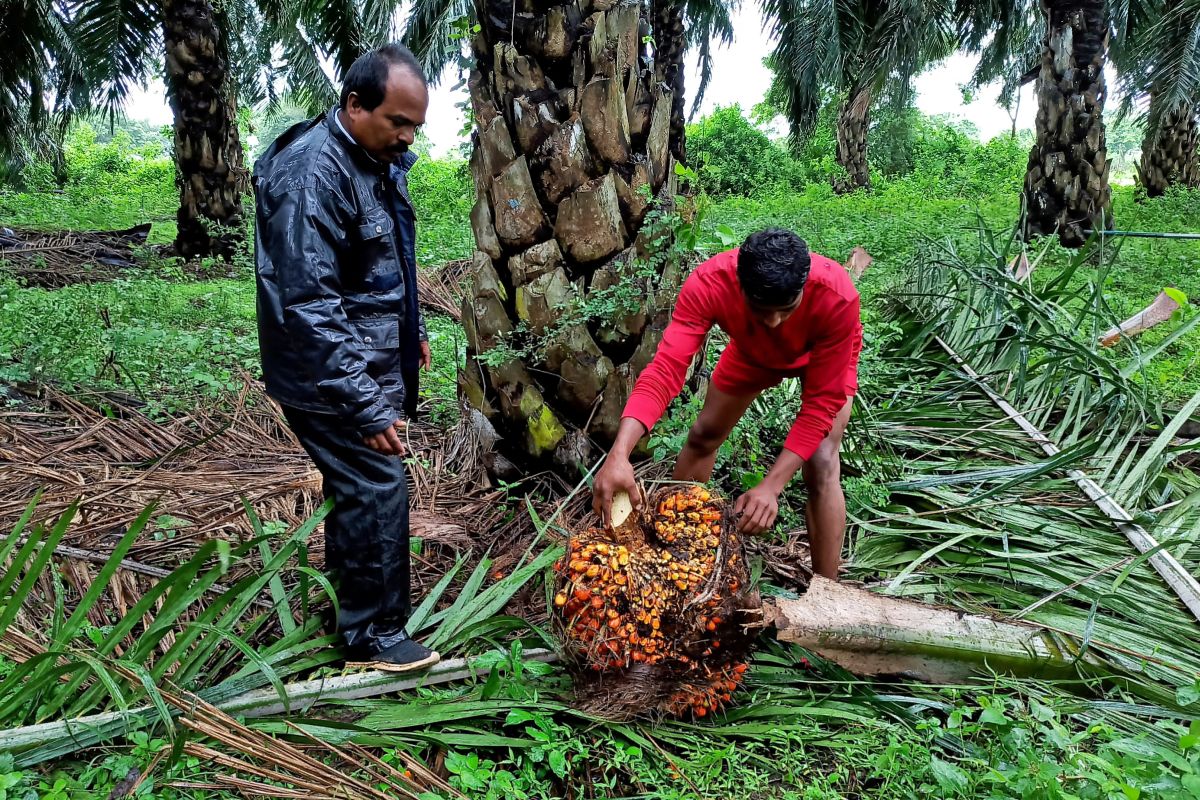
[1138,100,1200,198]
[834,87,871,193]
[1022,0,1113,248]
[651,0,686,164]
[460,0,684,470]
[162,0,248,261]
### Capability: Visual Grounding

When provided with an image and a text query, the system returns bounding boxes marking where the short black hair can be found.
[340,43,427,111]
[736,228,811,306]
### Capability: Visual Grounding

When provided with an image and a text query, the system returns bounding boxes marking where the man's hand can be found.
[419,340,432,371]
[592,455,640,528]
[734,483,780,535]
[364,419,407,456]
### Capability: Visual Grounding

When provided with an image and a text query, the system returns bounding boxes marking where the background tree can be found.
[1114,0,1200,195]
[761,0,956,192]
[0,0,88,181]
[159,0,249,259]
[3,0,408,257]
[24,0,250,259]
[1022,0,1117,246]
[963,0,1131,246]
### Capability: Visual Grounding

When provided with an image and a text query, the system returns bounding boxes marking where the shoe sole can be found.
[346,651,441,673]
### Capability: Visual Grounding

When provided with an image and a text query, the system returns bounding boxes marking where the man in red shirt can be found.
[592,229,863,580]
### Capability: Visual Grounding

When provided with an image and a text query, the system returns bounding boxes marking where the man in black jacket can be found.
[253,43,436,672]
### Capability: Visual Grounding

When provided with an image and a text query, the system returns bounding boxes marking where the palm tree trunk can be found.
[1138,99,1200,197]
[162,0,248,260]
[652,0,686,164]
[460,0,683,468]
[1022,0,1113,248]
[834,87,871,193]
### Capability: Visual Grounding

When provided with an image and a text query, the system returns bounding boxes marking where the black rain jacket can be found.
[253,108,426,433]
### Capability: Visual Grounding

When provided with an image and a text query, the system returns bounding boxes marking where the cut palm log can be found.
[844,246,872,281]
[764,577,1104,683]
[1099,290,1183,347]
[1009,251,1033,282]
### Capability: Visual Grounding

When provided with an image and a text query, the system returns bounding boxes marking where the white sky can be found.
[124,4,1039,157]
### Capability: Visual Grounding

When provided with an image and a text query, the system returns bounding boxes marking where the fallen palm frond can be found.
[933,332,1200,618]
[0,380,523,636]
[0,382,496,557]
[415,257,469,321]
[0,491,563,768]
[0,499,341,765]
[167,683,466,800]
[0,649,559,755]
[0,224,151,287]
[846,228,1200,706]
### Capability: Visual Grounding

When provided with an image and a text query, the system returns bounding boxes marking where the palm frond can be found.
[258,0,339,115]
[67,0,161,121]
[401,0,473,82]
[0,499,338,765]
[956,0,1042,106]
[311,0,368,77]
[0,0,77,159]
[220,0,275,110]
[849,223,1200,706]
[1114,0,1200,141]
[762,0,845,140]
[683,0,738,118]
[763,0,955,145]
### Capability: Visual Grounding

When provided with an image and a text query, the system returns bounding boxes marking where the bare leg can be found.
[801,398,854,580]
[673,385,761,482]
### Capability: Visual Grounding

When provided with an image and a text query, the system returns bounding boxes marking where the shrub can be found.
[0,121,176,232]
[687,106,804,196]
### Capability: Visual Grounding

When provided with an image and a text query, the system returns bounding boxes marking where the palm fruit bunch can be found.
[553,484,761,720]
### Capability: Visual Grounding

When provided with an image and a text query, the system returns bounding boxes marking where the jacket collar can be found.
[326,106,419,176]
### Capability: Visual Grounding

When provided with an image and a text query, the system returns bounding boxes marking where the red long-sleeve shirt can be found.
[623,248,862,461]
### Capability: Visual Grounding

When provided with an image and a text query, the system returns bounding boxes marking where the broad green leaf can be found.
[929,756,970,793]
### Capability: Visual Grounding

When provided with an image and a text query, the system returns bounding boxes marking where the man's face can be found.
[344,66,428,163]
[743,292,803,329]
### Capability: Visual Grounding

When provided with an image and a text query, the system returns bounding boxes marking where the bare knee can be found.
[684,417,728,455]
[803,448,842,495]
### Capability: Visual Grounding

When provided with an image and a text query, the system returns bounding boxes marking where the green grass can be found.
[0,272,464,420]
[0,274,260,414]
[4,178,1195,417]
[0,123,475,419]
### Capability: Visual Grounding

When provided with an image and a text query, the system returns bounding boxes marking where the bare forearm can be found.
[762,449,804,493]
[593,417,650,523]
[608,417,648,462]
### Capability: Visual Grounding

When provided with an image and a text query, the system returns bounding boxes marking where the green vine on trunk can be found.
[477,191,722,372]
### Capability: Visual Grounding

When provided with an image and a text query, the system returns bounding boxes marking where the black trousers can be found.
[281,406,411,652]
